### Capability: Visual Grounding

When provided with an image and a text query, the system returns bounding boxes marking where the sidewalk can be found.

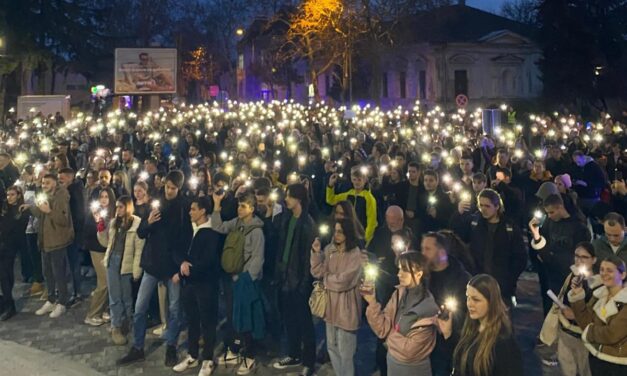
[0,272,554,375]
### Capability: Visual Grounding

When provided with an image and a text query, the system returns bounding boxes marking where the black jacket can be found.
[416,188,454,234]
[451,213,527,299]
[178,223,223,285]
[276,211,315,294]
[67,180,85,244]
[533,216,591,294]
[138,194,192,280]
[0,203,29,252]
[259,205,285,282]
[452,326,523,376]
[430,256,471,375]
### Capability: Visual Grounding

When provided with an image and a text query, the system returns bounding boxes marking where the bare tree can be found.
[501,0,539,25]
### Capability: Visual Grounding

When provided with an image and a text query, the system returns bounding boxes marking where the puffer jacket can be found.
[97,215,145,280]
[569,284,627,365]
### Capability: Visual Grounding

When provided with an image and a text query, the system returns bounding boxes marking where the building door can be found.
[454,70,468,96]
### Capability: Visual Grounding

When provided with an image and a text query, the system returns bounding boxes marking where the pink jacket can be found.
[311,244,363,331]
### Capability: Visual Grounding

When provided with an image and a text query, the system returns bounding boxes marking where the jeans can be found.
[280,289,316,368]
[182,281,218,360]
[66,240,82,296]
[326,324,357,376]
[106,253,133,328]
[41,248,70,306]
[26,234,43,283]
[133,271,181,349]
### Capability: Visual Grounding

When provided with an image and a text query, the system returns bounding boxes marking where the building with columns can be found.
[237,2,543,108]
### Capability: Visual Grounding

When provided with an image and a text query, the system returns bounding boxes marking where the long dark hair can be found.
[398,251,429,288]
[333,200,365,239]
[454,274,512,376]
[336,217,360,252]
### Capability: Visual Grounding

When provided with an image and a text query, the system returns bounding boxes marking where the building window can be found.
[454,70,468,96]
[399,71,406,99]
[382,72,388,98]
[418,70,426,99]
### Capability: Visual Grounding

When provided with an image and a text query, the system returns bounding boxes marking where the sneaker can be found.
[102,311,111,322]
[117,347,145,366]
[68,295,82,307]
[0,302,16,321]
[111,328,128,345]
[29,282,44,296]
[299,366,314,376]
[217,349,241,367]
[237,357,255,375]
[165,345,178,367]
[35,301,55,316]
[84,316,105,326]
[273,356,302,369]
[198,360,216,376]
[173,354,198,372]
[152,324,166,336]
[49,304,66,318]
[39,289,48,301]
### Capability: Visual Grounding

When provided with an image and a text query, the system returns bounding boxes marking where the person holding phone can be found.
[568,256,627,375]
[362,251,439,375]
[310,219,363,376]
[437,274,523,376]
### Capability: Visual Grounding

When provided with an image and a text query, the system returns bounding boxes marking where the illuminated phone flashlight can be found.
[90,200,100,212]
[35,193,48,205]
[96,149,105,157]
[34,163,43,175]
[514,149,524,159]
[534,210,544,219]
[139,171,149,181]
[577,265,589,278]
[298,155,306,166]
[360,165,369,176]
[392,239,407,252]
[132,162,139,170]
[460,191,471,202]
[444,297,458,313]
[428,196,438,206]
[99,209,108,219]
[319,223,330,236]
[364,264,379,284]
[379,164,388,174]
[452,182,462,192]
[442,173,452,185]
[189,176,199,190]
[151,200,160,210]
[274,160,281,168]
[269,190,279,202]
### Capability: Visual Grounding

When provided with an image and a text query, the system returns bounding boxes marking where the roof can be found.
[391,4,538,45]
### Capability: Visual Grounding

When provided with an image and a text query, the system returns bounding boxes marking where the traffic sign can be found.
[456,94,468,108]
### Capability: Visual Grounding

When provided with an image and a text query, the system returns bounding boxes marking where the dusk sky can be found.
[467,0,509,14]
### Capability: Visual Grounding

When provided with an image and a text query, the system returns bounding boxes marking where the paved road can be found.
[0,272,560,376]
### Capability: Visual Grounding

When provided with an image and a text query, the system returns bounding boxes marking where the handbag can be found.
[309,281,327,319]
[539,305,560,345]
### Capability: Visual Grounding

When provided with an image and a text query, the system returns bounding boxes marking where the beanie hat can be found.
[536,182,559,201]
[556,174,572,189]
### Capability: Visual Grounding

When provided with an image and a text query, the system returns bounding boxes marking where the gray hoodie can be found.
[211,212,265,281]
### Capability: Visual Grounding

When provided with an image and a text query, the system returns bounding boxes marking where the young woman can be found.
[568,256,627,375]
[549,241,600,376]
[83,188,116,326]
[0,186,29,320]
[311,219,363,376]
[97,195,144,345]
[363,251,439,375]
[438,274,523,376]
[132,181,151,221]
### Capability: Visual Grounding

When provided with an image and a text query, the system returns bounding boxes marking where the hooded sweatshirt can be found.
[211,212,265,281]
[177,219,223,284]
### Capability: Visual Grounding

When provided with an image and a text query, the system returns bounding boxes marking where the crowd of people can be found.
[0,100,626,376]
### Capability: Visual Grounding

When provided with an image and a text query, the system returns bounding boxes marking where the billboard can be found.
[114,48,177,94]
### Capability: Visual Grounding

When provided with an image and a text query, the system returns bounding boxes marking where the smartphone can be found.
[216,188,225,196]
[438,306,451,320]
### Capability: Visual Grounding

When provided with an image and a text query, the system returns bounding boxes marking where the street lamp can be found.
[235,28,244,37]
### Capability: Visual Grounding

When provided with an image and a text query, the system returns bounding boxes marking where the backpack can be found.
[221,221,262,274]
